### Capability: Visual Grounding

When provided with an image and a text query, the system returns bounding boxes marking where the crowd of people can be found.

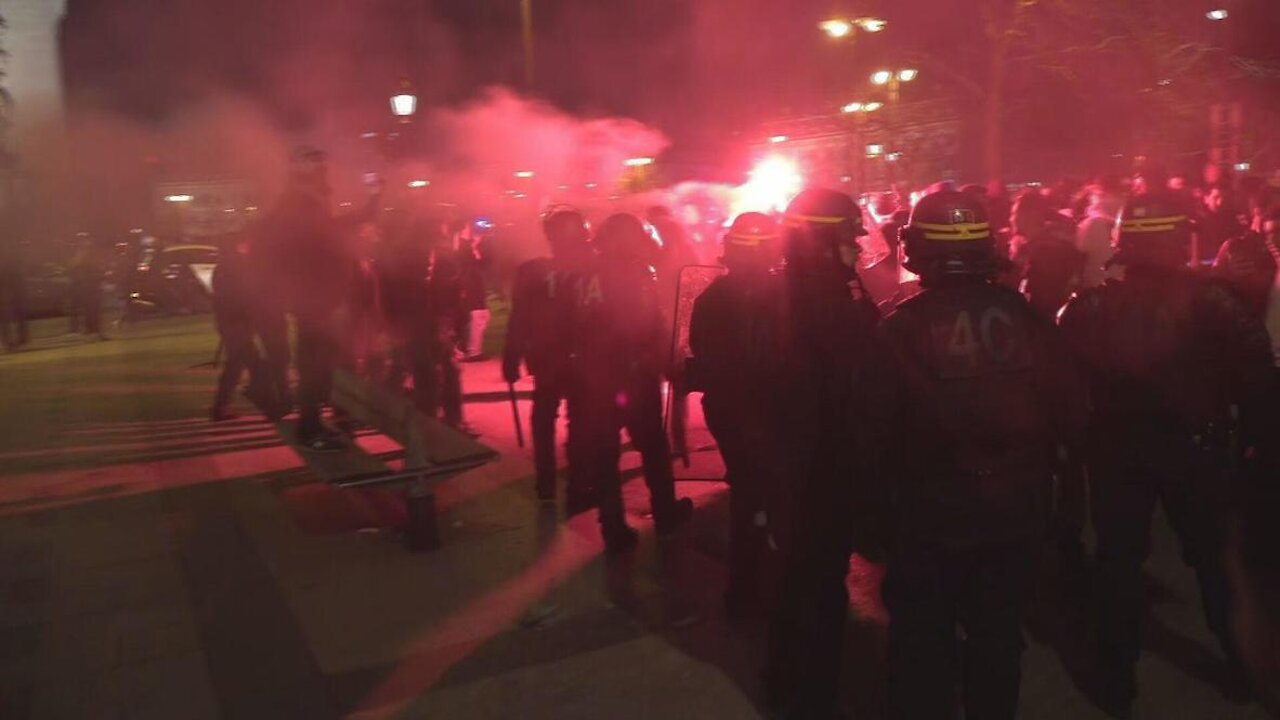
[501,170,1279,718]
[208,147,496,447]
[208,144,1279,719]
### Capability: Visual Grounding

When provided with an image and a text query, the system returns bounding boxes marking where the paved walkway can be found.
[0,318,1271,718]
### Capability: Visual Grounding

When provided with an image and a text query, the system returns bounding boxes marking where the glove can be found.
[502,356,521,384]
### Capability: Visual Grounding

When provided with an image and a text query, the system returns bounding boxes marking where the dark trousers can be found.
[1090,438,1232,689]
[295,320,338,439]
[435,320,463,425]
[884,540,1038,720]
[213,329,264,412]
[704,395,768,599]
[258,311,291,410]
[763,487,852,718]
[577,371,679,537]
[0,280,28,349]
[531,372,578,499]
[70,285,102,335]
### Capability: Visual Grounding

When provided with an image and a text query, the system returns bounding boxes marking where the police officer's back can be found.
[572,213,692,552]
[878,189,1084,720]
[504,209,593,505]
[1059,192,1273,715]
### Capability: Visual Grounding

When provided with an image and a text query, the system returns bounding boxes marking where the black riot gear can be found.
[901,189,998,281]
[782,188,867,276]
[721,212,782,271]
[1113,191,1193,270]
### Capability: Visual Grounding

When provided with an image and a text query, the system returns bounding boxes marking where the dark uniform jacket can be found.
[505,257,578,379]
[1058,268,1272,449]
[756,270,894,551]
[211,250,255,335]
[687,271,775,398]
[880,280,1086,549]
[572,258,667,388]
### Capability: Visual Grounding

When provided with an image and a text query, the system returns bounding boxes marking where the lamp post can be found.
[870,68,918,184]
[390,79,418,122]
[841,102,882,191]
[521,0,536,89]
[871,67,917,104]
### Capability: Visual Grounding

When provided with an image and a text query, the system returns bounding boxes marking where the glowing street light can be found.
[866,144,884,157]
[819,16,886,38]
[624,157,655,167]
[164,194,193,203]
[407,179,430,188]
[842,101,883,114]
[769,134,789,144]
[514,170,535,178]
[897,68,919,83]
[871,70,893,86]
[390,80,418,119]
[1206,8,1229,20]
[819,19,854,38]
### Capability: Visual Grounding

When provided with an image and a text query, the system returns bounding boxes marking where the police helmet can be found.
[782,188,866,272]
[1113,192,1192,269]
[594,213,662,266]
[901,189,997,279]
[542,206,590,250]
[721,212,781,269]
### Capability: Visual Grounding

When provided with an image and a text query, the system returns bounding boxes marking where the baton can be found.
[508,382,525,448]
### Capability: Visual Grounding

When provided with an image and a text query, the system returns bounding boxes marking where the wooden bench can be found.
[277,368,498,551]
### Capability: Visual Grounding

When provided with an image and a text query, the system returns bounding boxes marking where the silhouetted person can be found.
[256,147,378,451]
[759,189,894,718]
[210,233,272,421]
[1059,192,1273,717]
[686,212,782,617]
[1214,186,1280,344]
[571,213,693,553]
[68,238,107,339]
[1198,186,1244,267]
[880,190,1086,720]
[428,223,468,431]
[378,209,436,417]
[0,232,28,351]
[1009,190,1085,320]
[455,220,493,361]
[503,209,593,508]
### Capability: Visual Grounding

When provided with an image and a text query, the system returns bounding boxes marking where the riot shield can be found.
[665,264,728,466]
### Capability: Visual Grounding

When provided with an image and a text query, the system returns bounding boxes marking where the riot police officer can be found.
[572,213,693,553]
[879,190,1086,720]
[686,212,782,616]
[1058,192,1273,716]
[758,189,894,718]
[504,208,593,510]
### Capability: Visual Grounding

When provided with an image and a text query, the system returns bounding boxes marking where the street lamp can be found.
[1206,8,1229,20]
[390,80,417,120]
[769,134,789,144]
[819,19,854,38]
[871,67,918,103]
[842,101,882,114]
[819,16,887,38]
[624,157,655,167]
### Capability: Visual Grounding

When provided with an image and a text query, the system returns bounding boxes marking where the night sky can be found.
[56,0,1280,181]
